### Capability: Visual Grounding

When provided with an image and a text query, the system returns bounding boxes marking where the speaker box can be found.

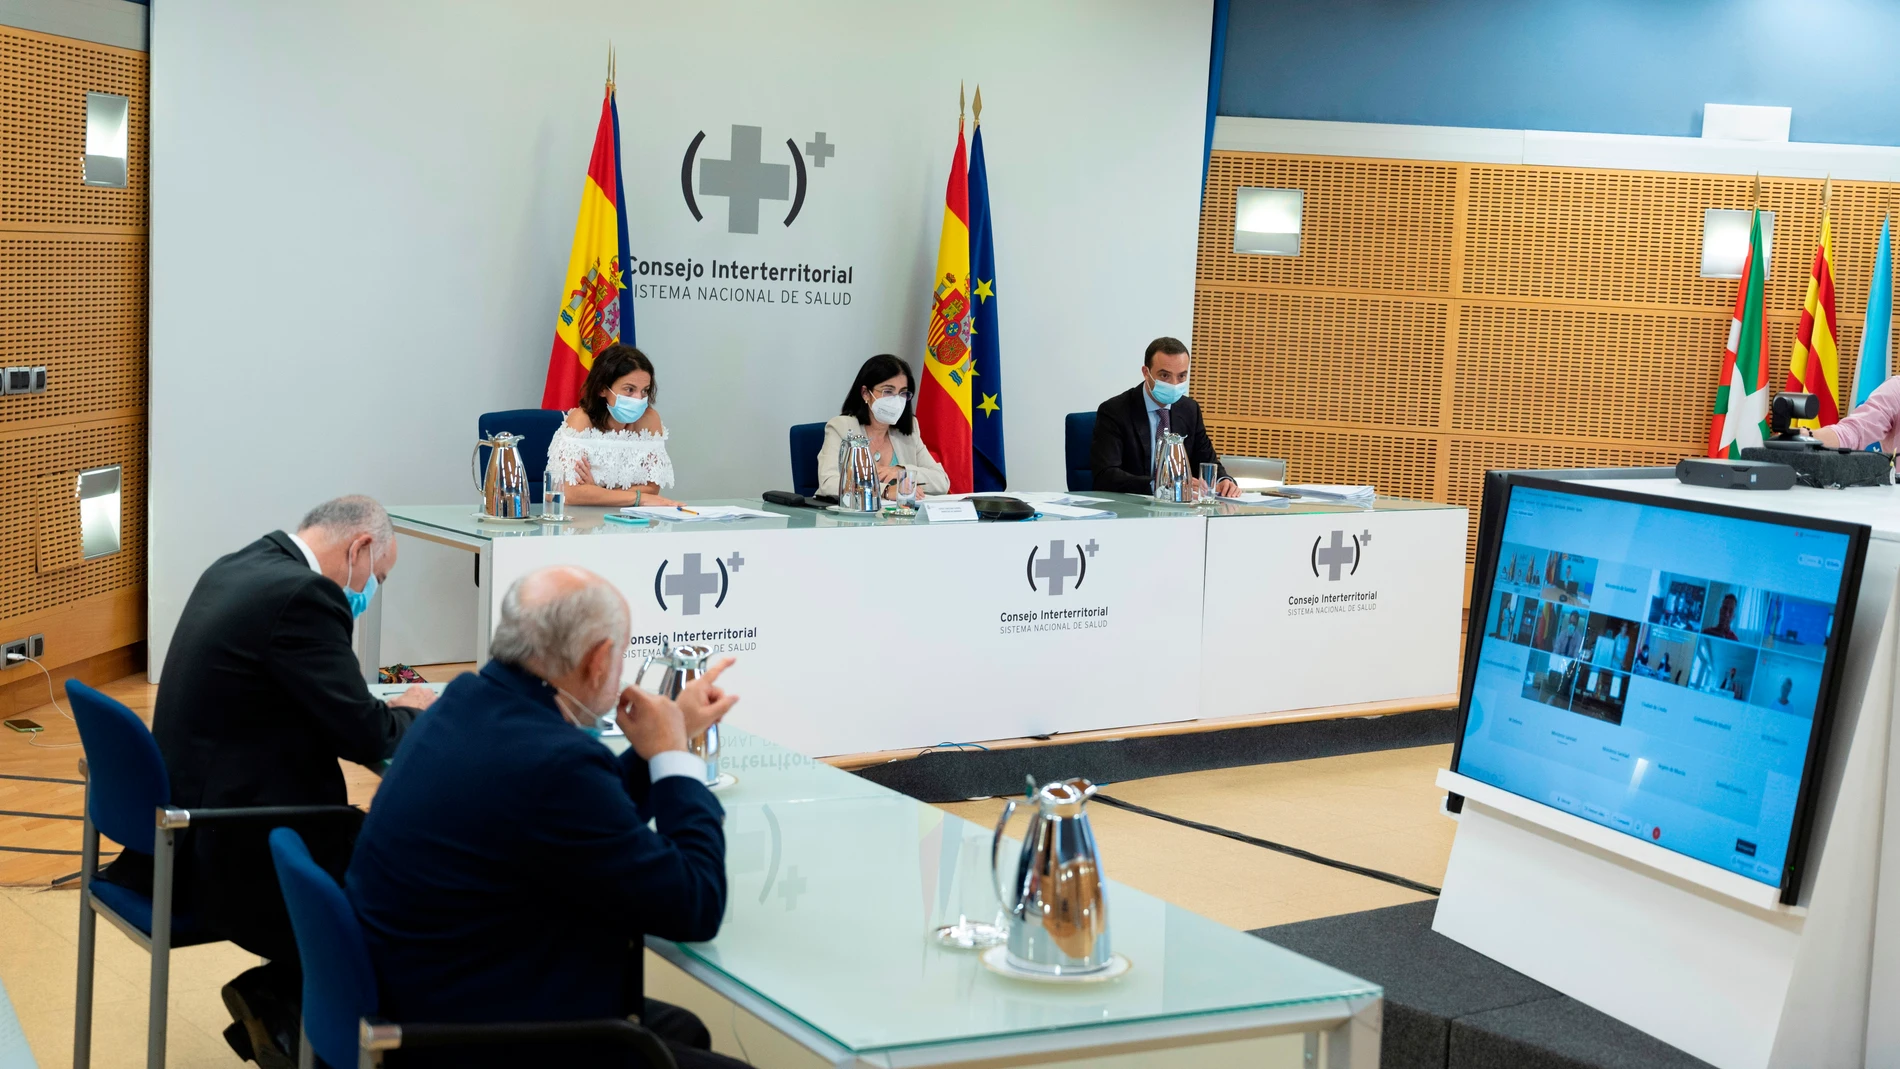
[1675,457,1797,490]
[1738,446,1892,488]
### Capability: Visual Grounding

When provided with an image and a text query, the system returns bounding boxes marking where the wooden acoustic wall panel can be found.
[1447,440,1687,566]
[0,420,144,619]
[1192,289,1446,428]
[0,233,146,421]
[1199,155,1457,293]
[34,470,81,575]
[1455,305,1726,444]
[0,26,147,228]
[1206,423,1439,502]
[1464,169,1841,312]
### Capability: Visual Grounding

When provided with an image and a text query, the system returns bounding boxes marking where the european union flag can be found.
[968,120,1006,491]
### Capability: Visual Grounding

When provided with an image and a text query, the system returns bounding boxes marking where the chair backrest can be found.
[67,680,169,855]
[789,422,826,497]
[270,827,380,1069]
[478,409,565,503]
[1064,412,1096,492]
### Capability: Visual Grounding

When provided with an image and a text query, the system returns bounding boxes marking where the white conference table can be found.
[371,491,1467,757]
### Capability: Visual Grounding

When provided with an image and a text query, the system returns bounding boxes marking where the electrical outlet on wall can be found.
[27,635,43,659]
[3,640,27,665]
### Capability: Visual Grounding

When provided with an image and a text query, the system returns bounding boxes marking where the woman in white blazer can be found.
[816,354,952,499]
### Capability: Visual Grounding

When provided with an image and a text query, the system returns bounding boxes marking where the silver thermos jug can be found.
[991,778,1112,975]
[471,432,531,518]
[629,642,720,787]
[1152,431,1191,503]
[838,430,881,512]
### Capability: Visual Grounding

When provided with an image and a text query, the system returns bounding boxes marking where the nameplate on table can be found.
[922,500,978,523]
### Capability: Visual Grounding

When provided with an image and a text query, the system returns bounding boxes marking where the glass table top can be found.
[390,492,1456,543]
[641,727,1381,1055]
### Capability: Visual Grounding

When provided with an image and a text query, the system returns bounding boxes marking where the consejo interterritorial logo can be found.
[682,124,837,234]
[654,551,746,615]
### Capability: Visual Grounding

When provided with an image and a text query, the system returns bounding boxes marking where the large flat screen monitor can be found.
[1451,476,1870,903]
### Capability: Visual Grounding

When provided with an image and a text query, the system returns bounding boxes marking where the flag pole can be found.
[973,85,982,126]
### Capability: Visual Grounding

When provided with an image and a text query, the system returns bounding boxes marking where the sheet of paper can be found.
[621,505,778,521]
[1033,502,1116,519]
[1287,484,1375,502]
[1215,493,1291,507]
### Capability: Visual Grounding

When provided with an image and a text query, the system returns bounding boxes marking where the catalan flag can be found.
[540,79,635,410]
[1785,197,1840,427]
[917,102,975,493]
[968,93,1006,492]
[1710,208,1771,458]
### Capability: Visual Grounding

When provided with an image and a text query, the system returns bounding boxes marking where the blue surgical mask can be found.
[344,546,379,619]
[607,392,648,424]
[1149,376,1189,406]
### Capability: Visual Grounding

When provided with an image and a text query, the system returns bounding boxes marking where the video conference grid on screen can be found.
[1457,484,1851,888]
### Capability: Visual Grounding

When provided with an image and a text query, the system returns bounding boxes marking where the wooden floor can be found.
[0,668,1458,1068]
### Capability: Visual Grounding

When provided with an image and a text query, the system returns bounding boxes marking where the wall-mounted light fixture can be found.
[1235,187,1303,256]
[78,465,121,559]
[83,92,129,188]
[1701,208,1774,279]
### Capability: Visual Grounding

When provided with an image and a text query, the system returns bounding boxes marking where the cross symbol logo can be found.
[726,551,746,573]
[804,132,835,168]
[661,554,723,615]
[1312,530,1359,582]
[699,125,789,234]
[777,865,807,910]
[1083,539,1100,558]
[1031,540,1082,596]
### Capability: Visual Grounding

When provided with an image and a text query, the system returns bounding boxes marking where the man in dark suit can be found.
[347,565,747,1069]
[128,495,435,1066]
[1090,336,1238,496]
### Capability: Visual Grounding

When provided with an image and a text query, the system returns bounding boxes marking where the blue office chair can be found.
[67,680,358,1069]
[477,409,564,503]
[269,828,675,1069]
[1065,412,1096,492]
[789,421,826,496]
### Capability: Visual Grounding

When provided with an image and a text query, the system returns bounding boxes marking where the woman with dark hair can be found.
[816,354,950,499]
[546,344,680,506]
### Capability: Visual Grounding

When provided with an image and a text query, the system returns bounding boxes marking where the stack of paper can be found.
[621,505,778,522]
[1287,485,1376,504]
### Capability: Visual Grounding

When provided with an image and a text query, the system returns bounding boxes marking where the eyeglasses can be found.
[870,387,914,399]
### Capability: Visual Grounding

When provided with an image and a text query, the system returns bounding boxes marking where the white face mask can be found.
[869,394,908,426]
[553,683,615,734]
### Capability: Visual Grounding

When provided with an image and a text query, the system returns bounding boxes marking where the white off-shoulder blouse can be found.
[546,423,675,490]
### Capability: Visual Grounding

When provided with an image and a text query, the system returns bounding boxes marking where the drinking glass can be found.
[1199,462,1221,502]
[895,469,919,512]
[543,463,568,521]
[932,833,1008,949]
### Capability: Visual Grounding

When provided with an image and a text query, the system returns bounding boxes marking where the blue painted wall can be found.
[1219,0,1900,146]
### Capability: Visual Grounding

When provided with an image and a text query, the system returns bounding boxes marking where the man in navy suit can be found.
[1090,336,1238,497]
[347,565,747,1068]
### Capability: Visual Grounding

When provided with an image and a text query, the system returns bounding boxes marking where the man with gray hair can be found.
[347,565,745,1068]
[122,495,438,1065]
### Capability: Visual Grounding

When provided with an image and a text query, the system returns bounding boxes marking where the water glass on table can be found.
[895,469,919,512]
[1199,462,1221,502]
[543,463,568,521]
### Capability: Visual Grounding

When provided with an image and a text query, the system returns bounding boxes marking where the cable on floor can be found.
[1090,793,1441,897]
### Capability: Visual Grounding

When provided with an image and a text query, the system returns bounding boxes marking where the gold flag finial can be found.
[960,82,966,124]
[1822,174,1833,213]
[973,85,983,124]
[607,43,615,89]
[1752,172,1761,212]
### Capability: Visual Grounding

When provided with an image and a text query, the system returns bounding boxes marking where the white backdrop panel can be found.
[488,517,1206,756]
[147,0,1212,675]
[1199,510,1467,717]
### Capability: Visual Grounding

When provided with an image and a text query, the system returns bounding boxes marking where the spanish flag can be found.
[540,80,635,410]
[1786,197,1840,427]
[916,107,974,494]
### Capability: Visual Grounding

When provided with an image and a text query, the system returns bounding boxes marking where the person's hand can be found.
[389,685,437,711]
[614,687,690,760]
[1189,476,1208,496]
[1215,477,1240,498]
[573,454,597,487]
[678,657,739,740]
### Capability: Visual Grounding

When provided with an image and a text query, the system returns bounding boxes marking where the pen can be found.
[676,506,699,515]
